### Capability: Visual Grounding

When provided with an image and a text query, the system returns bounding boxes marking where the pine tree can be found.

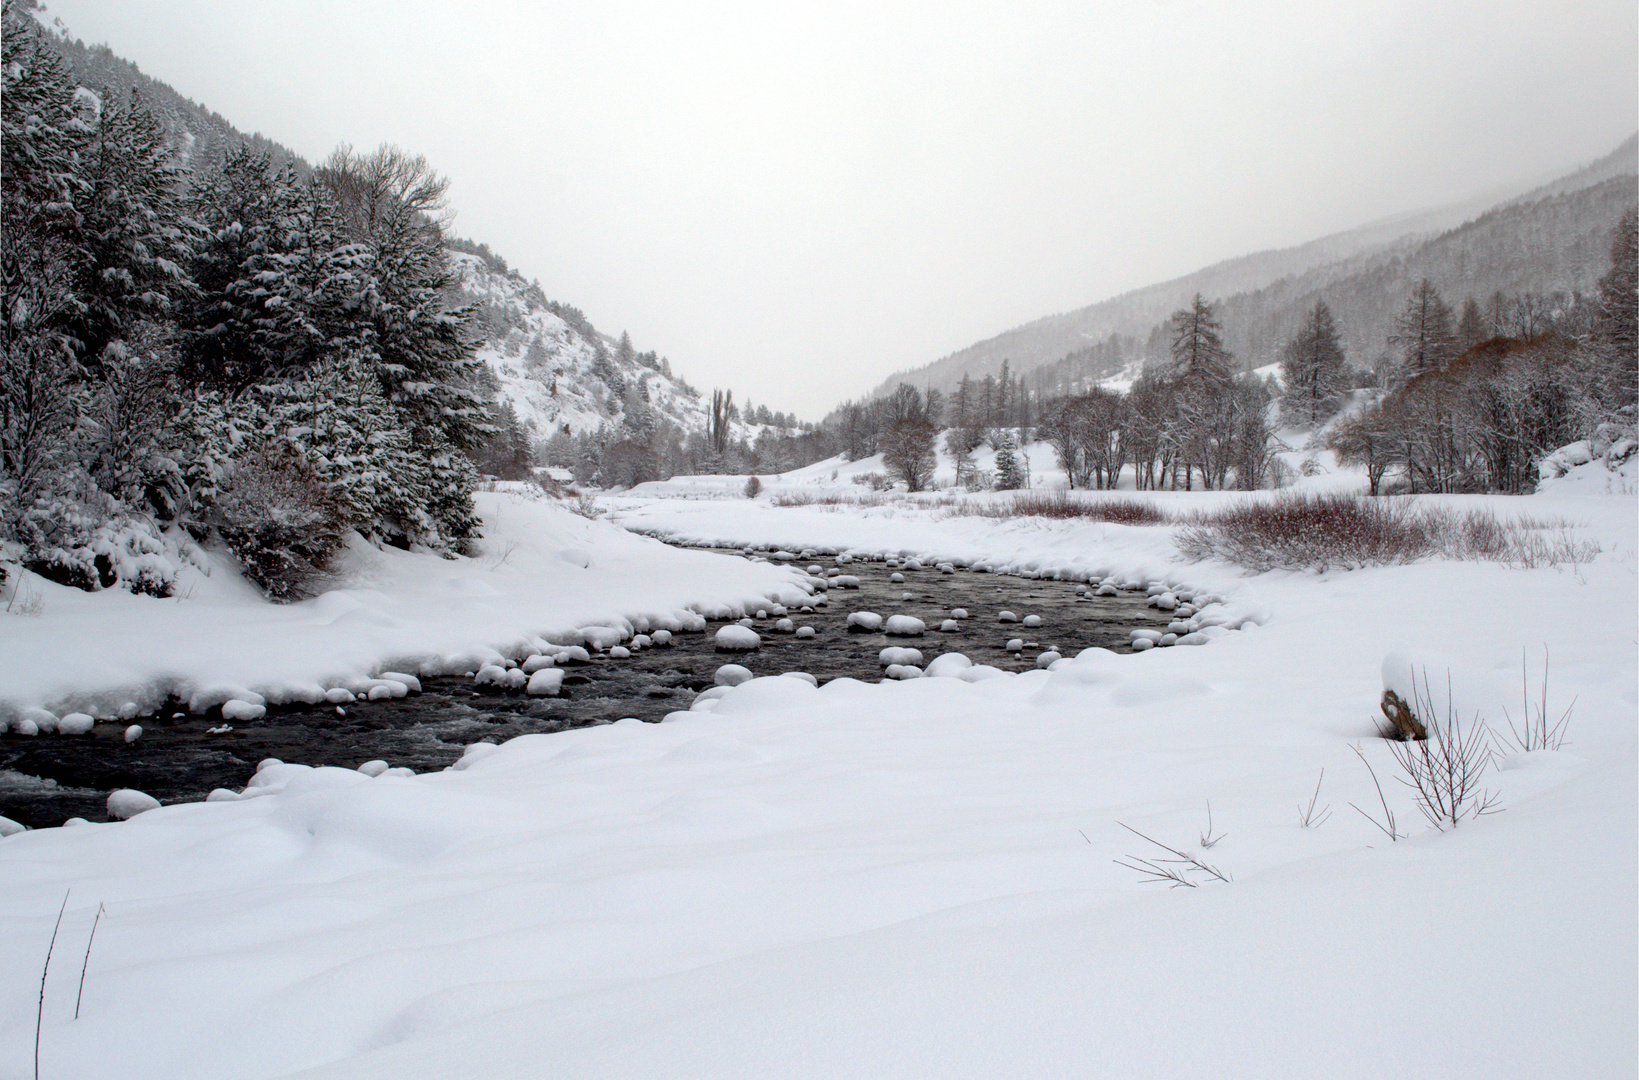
[67,89,197,368]
[1392,279,1456,380]
[181,149,319,393]
[1278,300,1349,426]
[993,432,1025,490]
[1595,207,1636,414]
[1169,294,1234,385]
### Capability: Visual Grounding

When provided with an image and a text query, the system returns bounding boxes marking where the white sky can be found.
[37,0,1639,417]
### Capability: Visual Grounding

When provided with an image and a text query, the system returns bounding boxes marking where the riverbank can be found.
[0,488,810,723]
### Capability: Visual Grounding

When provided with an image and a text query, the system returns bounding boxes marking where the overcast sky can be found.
[37,0,1638,417]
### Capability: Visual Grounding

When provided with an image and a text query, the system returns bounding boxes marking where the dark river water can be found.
[1,550,1171,828]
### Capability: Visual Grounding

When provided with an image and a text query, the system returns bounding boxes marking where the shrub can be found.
[743,475,762,498]
[213,442,351,600]
[1175,493,1432,571]
[955,493,1170,525]
[1173,493,1597,572]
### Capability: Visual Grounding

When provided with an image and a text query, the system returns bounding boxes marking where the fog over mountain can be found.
[872,136,1639,400]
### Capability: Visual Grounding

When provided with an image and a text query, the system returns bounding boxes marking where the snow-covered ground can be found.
[0,487,810,721]
[1,459,1634,1079]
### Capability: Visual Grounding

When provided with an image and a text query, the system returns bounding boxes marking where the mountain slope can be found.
[33,4,725,445]
[876,136,1638,398]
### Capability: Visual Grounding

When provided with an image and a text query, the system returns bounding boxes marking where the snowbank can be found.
[0,490,810,720]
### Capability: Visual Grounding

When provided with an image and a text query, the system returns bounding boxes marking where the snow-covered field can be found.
[2,461,1634,1079]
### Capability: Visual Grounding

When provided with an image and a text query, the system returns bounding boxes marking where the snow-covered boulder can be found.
[1022,614,1043,629]
[998,610,1018,623]
[526,669,565,696]
[780,671,819,687]
[123,725,142,742]
[58,712,95,735]
[609,646,631,659]
[833,575,860,589]
[883,615,926,636]
[1006,638,1025,652]
[357,760,389,777]
[522,654,557,674]
[650,630,673,647]
[221,699,267,721]
[890,572,906,584]
[884,664,923,680]
[108,789,161,820]
[774,618,795,633]
[325,687,356,704]
[714,664,754,687]
[21,707,57,733]
[846,612,883,632]
[715,626,762,651]
[795,626,817,639]
[879,647,925,667]
[0,815,24,837]
[950,608,969,620]
[925,653,973,678]
[1036,651,1063,668]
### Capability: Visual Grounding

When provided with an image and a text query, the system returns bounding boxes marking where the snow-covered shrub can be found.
[8,471,178,596]
[212,441,350,600]
[744,475,762,498]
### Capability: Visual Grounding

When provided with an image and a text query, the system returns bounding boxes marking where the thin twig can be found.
[1199,799,1226,848]
[1115,821,1230,886]
[1299,768,1332,828]
[1350,743,1400,841]
[37,889,69,1080]
[75,903,105,1020]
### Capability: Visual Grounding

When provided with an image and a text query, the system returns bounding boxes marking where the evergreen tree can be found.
[1595,207,1637,414]
[67,89,197,369]
[1392,279,1456,380]
[181,149,319,393]
[992,432,1025,490]
[1169,294,1234,385]
[1278,299,1349,426]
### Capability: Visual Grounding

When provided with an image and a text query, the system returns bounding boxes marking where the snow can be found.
[0,456,1634,1079]
[0,489,808,721]
[713,626,762,651]
[882,614,926,636]
[845,611,884,631]
[524,668,563,697]
[104,789,160,820]
[713,663,753,687]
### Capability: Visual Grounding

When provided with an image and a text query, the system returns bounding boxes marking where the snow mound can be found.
[846,612,883,632]
[107,789,161,819]
[715,664,754,687]
[883,615,926,636]
[715,626,762,651]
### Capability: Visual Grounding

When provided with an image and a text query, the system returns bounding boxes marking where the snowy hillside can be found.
[451,251,714,441]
